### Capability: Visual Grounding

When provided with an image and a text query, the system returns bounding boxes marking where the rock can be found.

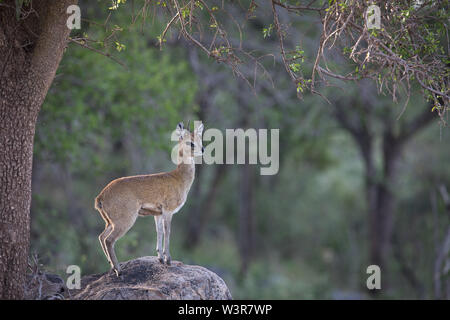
[69,256,232,300]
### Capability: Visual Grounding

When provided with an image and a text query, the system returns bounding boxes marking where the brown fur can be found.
[95,123,203,275]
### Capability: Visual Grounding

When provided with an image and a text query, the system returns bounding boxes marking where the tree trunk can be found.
[367,132,400,278]
[334,87,434,293]
[367,181,395,270]
[0,93,37,299]
[184,165,227,249]
[0,0,76,299]
[238,162,254,276]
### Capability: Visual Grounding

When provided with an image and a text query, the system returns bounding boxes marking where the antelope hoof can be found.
[112,267,121,277]
[164,255,171,265]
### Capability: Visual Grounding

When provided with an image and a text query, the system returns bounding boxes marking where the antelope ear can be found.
[176,122,185,138]
[196,122,204,135]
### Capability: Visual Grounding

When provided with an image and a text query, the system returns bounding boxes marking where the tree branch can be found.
[69,38,128,69]
[397,103,437,144]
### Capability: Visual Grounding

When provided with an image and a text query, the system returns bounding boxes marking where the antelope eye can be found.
[190,142,195,148]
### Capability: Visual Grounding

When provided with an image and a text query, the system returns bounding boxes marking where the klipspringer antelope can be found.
[95,122,204,276]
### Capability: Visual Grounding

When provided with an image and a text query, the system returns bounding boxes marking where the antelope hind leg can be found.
[99,224,113,265]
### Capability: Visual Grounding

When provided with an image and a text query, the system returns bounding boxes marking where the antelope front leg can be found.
[154,216,164,263]
[163,213,173,265]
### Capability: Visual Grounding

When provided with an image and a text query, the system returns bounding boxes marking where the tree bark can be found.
[0,0,76,299]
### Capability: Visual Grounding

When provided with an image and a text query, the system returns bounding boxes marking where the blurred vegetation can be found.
[29,1,449,299]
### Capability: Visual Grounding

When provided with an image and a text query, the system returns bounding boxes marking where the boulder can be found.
[69,256,232,300]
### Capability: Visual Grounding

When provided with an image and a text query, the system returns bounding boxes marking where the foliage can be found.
[141,0,448,122]
[35,15,197,174]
